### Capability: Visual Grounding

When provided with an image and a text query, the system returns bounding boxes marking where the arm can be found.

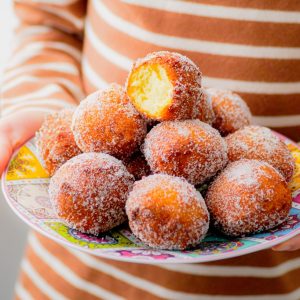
[0,0,86,173]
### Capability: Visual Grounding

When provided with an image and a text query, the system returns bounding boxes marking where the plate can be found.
[2,133,300,264]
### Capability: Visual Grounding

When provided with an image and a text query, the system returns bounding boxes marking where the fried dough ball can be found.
[126,51,202,121]
[72,84,147,159]
[206,88,252,136]
[143,120,228,185]
[124,151,151,180]
[206,159,292,237]
[49,152,135,235]
[126,174,210,250]
[195,88,215,125]
[36,109,81,176]
[226,126,295,182]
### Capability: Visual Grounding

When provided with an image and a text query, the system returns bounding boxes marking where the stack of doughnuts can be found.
[36,51,295,250]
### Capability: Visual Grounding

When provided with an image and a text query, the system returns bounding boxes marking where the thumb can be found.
[0,134,13,176]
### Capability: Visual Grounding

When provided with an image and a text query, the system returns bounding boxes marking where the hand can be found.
[273,234,300,251]
[0,110,47,175]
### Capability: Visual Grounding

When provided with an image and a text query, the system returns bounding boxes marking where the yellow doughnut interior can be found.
[128,64,173,119]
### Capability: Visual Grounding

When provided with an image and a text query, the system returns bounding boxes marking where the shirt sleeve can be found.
[1,0,87,116]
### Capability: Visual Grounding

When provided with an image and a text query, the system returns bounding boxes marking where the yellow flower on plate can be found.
[287,143,300,193]
[6,145,49,181]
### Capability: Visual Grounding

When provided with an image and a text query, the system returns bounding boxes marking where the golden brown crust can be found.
[143,119,228,185]
[49,153,134,235]
[71,84,147,159]
[225,126,295,182]
[195,88,215,125]
[206,159,292,237]
[36,109,81,176]
[126,51,202,121]
[126,174,209,250]
[206,88,252,136]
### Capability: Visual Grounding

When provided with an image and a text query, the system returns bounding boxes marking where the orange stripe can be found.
[105,0,300,47]
[35,233,163,300]
[19,268,50,300]
[88,9,300,83]
[189,0,300,11]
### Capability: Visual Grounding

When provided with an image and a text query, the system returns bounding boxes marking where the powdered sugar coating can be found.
[126,51,202,121]
[36,108,82,176]
[206,88,252,136]
[126,174,210,250]
[142,119,228,185]
[49,152,135,235]
[226,126,295,182]
[196,88,215,125]
[206,159,292,237]
[72,84,147,159]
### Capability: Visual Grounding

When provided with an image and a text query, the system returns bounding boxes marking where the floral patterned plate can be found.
[2,133,300,264]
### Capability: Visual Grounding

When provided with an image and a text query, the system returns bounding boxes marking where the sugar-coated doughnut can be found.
[124,151,151,180]
[196,88,215,125]
[36,109,81,176]
[226,126,295,182]
[126,174,210,250]
[206,159,292,237]
[206,88,252,136]
[72,84,147,159]
[126,51,202,121]
[49,152,135,235]
[143,119,228,185]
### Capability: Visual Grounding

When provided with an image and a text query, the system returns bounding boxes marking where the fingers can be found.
[273,234,300,251]
[0,110,47,176]
[0,133,13,176]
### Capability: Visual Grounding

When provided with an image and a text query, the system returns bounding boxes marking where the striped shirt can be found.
[3,0,300,299]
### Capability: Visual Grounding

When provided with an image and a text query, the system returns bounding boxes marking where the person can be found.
[1,1,300,299]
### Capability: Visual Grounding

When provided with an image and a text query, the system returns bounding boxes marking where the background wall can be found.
[0,1,29,299]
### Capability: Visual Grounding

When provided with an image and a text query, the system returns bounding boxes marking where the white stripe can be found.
[15,282,34,300]
[29,234,124,300]
[3,85,64,103]
[82,57,109,89]
[17,0,79,5]
[9,41,82,67]
[83,28,300,94]
[122,0,300,24]
[69,248,206,300]
[253,115,300,127]
[2,75,84,101]
[94,0,300,59]
[69,249,300,300]
[39,5,84,30]
[4,62,79,82]
[1,107,56,117]
[2,99,74,115]
[159,257,300,278]
[21,259,67,300]
[86,21,131,70]
[16,26,52,41]
[202,77,300,95]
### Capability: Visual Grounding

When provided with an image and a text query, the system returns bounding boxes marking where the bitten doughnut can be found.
[72,84,147,159]
[126,51,202,121]
[206,159,292,237]
[226,126,295,182]
[206,88,252,136]
[143,119,228,185]
[126,174,210,250]
[196,88,215,125]
[36,109,81,176]
[124,151,151,180]
[49,152,135,235]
